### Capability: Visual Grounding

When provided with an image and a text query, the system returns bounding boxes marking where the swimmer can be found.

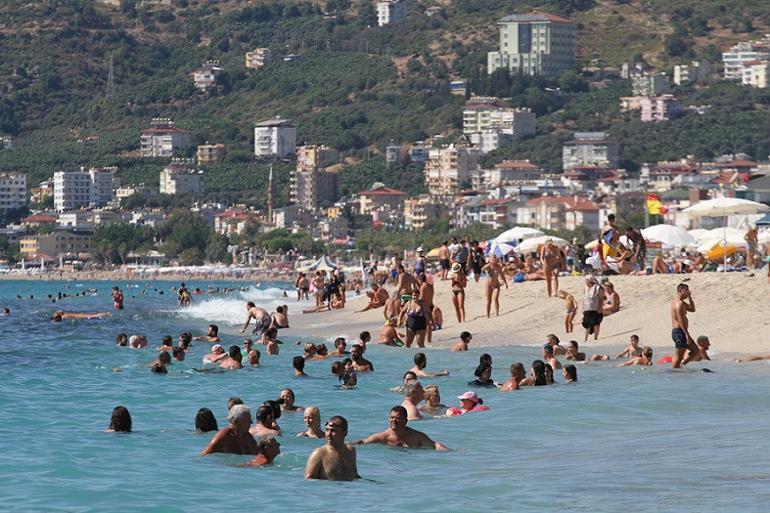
[409,352,449,378]
[616,334,642,359]
[446,391,490,416]
[149,351,170,373]
[563,364,578,383]
[115,333,128,347]
[219,345,244,370]
[401,379,425,420]
[297,406,324,438]
[420,385,447,416]
[468,362,499,388]
[671,283,697,369]
[542,344,562,370]
[194,324,221,343]
[51,310,111,322]
[305,416,359,481]
[314,343,329,359]
[350,344,374,372]
[618,346,654,367]
[241,301,272,336]
[203,344,227,364]
[355,406,448,450]
[391,371,418,393]
[245,437,281,467]
[500,362,526,391]
[201,404,258,456]
[271,305,290,330]
[358,331,371,348]
[379,317,405,346]
[2,307,9,316]
[519,360,548,387]
[558,290,577,333]
[112,287,124,310]
[544,363,555,384]
[546,333,567,356]
[682,335,711,365]
[158,336,174,352]
[279,389,304,412]
[293,356,308,377]
[195,408,219,433]
[565,340,586,361]
[250,404,282,438]
[331,359,358,388]
[106,406,132,433]
[247,349,260,366]
[330,337,349,356]
[172,346,185,362]
[450,331,472,352]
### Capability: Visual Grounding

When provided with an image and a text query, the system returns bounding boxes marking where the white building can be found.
[722,39,770,81]
[463,97,536,137]
[245,48,271,69]
[743,61,770,88]
[562,132,619,170]
[53,167,115,212]
[192,60,223,91]
[631,72,670,96]
[673,61,711,85]
[377,0,406,27]
[140,118,191,158]
[487,12,575,77]
[0,172,26,210]
[424,138,481,195]
[159,159,204,195]
[254,118,297,158]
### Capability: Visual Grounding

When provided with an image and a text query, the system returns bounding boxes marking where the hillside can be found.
[1,0,770,205]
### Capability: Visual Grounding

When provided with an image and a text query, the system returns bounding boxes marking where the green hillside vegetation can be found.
[0,0,769,205]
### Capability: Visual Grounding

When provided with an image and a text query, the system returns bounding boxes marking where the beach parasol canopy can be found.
[682,197,770,218]
[641,224,696,247]
[494,226,544,244]
[518,235,568,254]
[687,228,710,242]
[584,235,628,251]
[485,241,516,258]
[426,247,441,258]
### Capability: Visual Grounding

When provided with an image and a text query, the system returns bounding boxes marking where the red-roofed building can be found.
[456,195,520,229]
[518,195,600,231]
[21,214,57,227]
[485,160,543,185]
[359,186,407,216]
[214,209,256,236]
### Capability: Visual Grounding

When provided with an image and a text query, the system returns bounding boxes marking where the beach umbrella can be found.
[641,224,695,248]
[687,228,710,242]
[485,241,516,258]
[758,230,770,244]
[683,198,769,271]
[426,247,441,258]
[517,235,568,254]
[494,226,544,244]
[584,235,629,251]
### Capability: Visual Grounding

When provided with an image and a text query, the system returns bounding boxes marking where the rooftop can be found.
[499,11,572,24]
[255,118,294,128]
[495,160,540,170]
[361,186,407,197]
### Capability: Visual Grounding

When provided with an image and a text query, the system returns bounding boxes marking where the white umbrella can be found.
[687,228,710,242]
[641,224,696,248]
[682,197,769,270]
[518,235,568,254]
[485,241,516,258]
[494,226,544,244]
[584,235,628,251]
[759,230,770,245]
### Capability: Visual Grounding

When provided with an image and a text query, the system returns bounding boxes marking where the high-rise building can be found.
[290,145,339,210]
[254,118,297,158]
[722,38,770,81]
[197,143,225,164]
[640,95,683,122]
[562,132,619,171]
[0,172,27,210]
[140,118,191,158]
[159,159,204,195]
[53,167,116,212]
[424,137,481,195]
[487,12,575,77]
[673,61,711,85]
[377,0,406,26]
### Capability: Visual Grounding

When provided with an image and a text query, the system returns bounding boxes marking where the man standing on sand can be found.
[671,283,697,369]
[355,406,448,450]
[438,241,450,280]
[305,416,360,481]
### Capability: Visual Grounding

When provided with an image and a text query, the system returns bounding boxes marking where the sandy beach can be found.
[289,272,769,357]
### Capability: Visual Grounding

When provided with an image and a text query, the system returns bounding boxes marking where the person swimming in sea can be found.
[354,406,448,450]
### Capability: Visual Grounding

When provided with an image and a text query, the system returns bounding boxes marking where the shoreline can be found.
[0,270,293,283]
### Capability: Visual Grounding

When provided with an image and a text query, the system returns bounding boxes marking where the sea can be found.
[1,279,769,512]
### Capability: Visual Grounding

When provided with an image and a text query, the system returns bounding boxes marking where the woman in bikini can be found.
[400,291,430,348]
[539,238,562,298]
[450,263,467,323]
[481,255,508,318]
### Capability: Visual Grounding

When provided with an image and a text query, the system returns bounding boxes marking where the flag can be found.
[646,193,667,215]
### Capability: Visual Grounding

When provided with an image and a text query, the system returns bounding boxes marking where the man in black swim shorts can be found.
[670,283,696,369]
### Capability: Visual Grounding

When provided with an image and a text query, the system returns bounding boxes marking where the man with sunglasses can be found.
[305,416,359,481]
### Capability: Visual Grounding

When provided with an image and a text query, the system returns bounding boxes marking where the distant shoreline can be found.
[0,270,294,284]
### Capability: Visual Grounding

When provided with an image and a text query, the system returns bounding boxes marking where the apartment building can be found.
[192,60,223,91]
[463,97,536,136]
[53,167,115,212]
[485,160,543,186]
[424,138,481,195]
[290,145,339,210]
[377,0,406,26]
[245,48,271,69]
[214,209,256,236]
[254,118,297,158]
[640,95,683,122]
[487,12,575,77]
[631,72,670,96]
[140,118,191,157]
[403,195,446,231]
[562,132,619,170]
[359,186,406,216]
[0,172,26,210]
[743,61,770,88]
[159,159,204,195]
[19,228,93,258]
[673,61,711,85]
[197,143,225,164]
[722,38,770,80]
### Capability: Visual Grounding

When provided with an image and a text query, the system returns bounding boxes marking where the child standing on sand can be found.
[558,290,577,333]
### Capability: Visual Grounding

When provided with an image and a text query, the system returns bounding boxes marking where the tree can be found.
[157,210,211,257]
[93,224,156,264]
[558,71,589,93]
[205,232,230,263]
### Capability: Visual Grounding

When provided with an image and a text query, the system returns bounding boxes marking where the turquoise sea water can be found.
[1,280,770,513]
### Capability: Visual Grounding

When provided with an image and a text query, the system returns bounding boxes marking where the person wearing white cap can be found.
[353,406,448,450]
[200,404,259,456]
[203,344,227,365]
[446,391,490,416]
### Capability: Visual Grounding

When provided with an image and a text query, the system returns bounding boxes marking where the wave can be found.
[174,286,306,325]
